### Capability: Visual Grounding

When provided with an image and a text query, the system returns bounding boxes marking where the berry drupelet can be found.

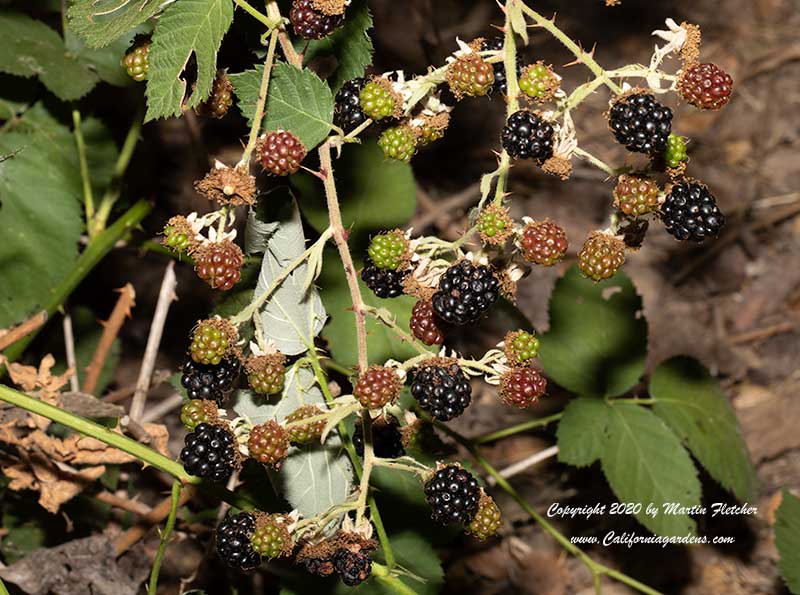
[180,423,237,482]
[424,465,481,525]
[661,181,725,242]
[608,92,672,154]
[361,257,407,299]
[334,78,369,133]
[181,356,241,401]
[216,512,261,572]
[411,360,473,421]
[501,110,555,162]
[432,260,500,326]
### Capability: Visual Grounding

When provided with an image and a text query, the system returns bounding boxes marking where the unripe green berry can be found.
[664,133,689,168]
[504,330,540,366]
[466,493,502,540]
[285,405,326,444]
[190,322,231,365]
[121,43,150,82]
[359,81,396,120]
[519,62,559,100]
[378,126,417,163]
[367,232,407,271]
[180,399,218,431]
[250,514,292,559]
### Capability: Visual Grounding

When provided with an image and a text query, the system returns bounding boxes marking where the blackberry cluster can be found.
[180,399,218,431]
[678,63,733,110]
[578,232,626,282]
[216,512,261,572]
[361,257,407,299]
[196,72,233,119]
[359,81,396,121]
[409,300,444,346]
[519,62,559,101]
[195,240,244,291]
[180,423,237,482]
[481,37,522,95]
[661,182,725,242]
[181,357,240,401]
[285,405,326,444]
[333,549,372,586]
[520,219,568,266]
[613,175,661,217]
[499,368,547,408]
[411,361,472,421]
[424,465,481,525]
[501,110,554,162]
[353,418,405,459]
[334,78,368,133]
[248,421,290,469]
[664,134,689,168]
[467,494,502,540]
[477,206,511,242]
[503,330,540,366]
[250,515,291,559]
[367,232,407,271]
[246,354,286,396]
[354,365,401,409]
[190,320,233,365]
[259,130,306,176]
[378,126,417,163]
[121,41,150,82]
[608,93,672,154]
[432,260,499,326]
[289,0,343,39]
[447,54,494,98]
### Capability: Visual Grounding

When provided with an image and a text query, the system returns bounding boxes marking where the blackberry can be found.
[466,493,502,540]
[216,512,261,572]
[520,219,568,266]
[251,514,292,559]
[194,240,244,291]
[248,420,290,469]
[519,62,559,101]
[245,354,287,396]
[424,465,481,525]
[333,549,372,586]
[661,181,725,242]
[180,399,219,431]
[163,216,195,254]
[334,78,369,133]
[678,63,733,110]
[608,93,672,154]
[613,175,661,217]
[409,300,444,346]
[501,110,554,162]
[359,80,397,121]
[180,423,237,482]
[499,368,547,408]
[189,319,237,365]
[378,126,417,163]
[411,360,472,421]
[354,365,401,409]
[289,0,343,39]
[361,257,407,299]
[578,232,626,282]
[353,417,405,459]
[481,37,521,95]
[477,204,512,245]
[121,41,150,82]
[285,405,326,444]
[196,71,233,119]
[259,130,306,176]
[664,133,689,169]
[446,54,494,99]
[367,231,408,271]
[503,330,540,366]
[181,357,241,401]
[432,260,500,326]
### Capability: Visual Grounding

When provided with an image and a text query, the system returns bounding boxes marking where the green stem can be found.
[2,199,152,365]
[519,3,622,94]
[238,28,279,167]
[474,412,563,444]
[72,110,95,232]
[572,146,619,177]
[233,0,280,28]
[147,481,182,595]
[608,397,656,405]
[362,306,431,356]
[373,571,418,595]
[0,577,8,595]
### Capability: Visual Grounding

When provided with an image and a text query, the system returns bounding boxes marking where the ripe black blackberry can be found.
[180,423,237,482]
[181,357,240,401]
[661,182,725,242]
[424,465,481,525]
[333,549,372,586]
[334,78,369,133]
[361,257,407,299]
[411,360,473,421]
[432,260,499,326]
[216,512,261,572]
[290,0,343,40]
[481,37,521,95]
[500,110,554,162]
[608,93,673,154]
[353,417,405,459]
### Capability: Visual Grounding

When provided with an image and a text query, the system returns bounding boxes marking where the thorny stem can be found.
[474,412,564,444]
[147,480,182,595]
[318,141,369,372]
[362,306,432,356]
[573,146,619,177]
[72,110,95,234]
[238,28,279,167]
[355,416,374,526]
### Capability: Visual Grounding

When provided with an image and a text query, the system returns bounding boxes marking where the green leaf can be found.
[234,364,353,517]
[65,22,146,87]
[776,490,800,594]
[0,525,46,564]
[145,0,233,121]
[539,265,647,397]
[650,356,757,502]
[232,62,334,149]
[318,248,424,369]
[601,403,701,536]
[294,140,416,248]
[246,191,326,356]
[68,0,163,48]
[300,0,374,93]
[556,398,609,467]
[0,104,85,328]
[0,13,98,100]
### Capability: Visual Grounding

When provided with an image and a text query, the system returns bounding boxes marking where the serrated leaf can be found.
[293,140,416,248]
[539,265,647,398]
[68,0,163,48]
[145,0,233,121]
[0,13,98,100]
[231,62,333,149]
[300,0,373,92]
[601,403,701,536]
[557,398,609,467]
[650,356,757,502]
[776,490,800,594]
[0,104,85,328]
[65,22,147,87]
[246,191,326,355]
[234,365,353,517]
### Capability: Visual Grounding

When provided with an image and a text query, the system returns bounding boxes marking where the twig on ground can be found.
[62,313,79,392]
[486,445,560,486]
[129,263,177,422]
[142,393,185,424]
[0,310,48,351]
[84,284,136,395]
[95,491,152,516]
